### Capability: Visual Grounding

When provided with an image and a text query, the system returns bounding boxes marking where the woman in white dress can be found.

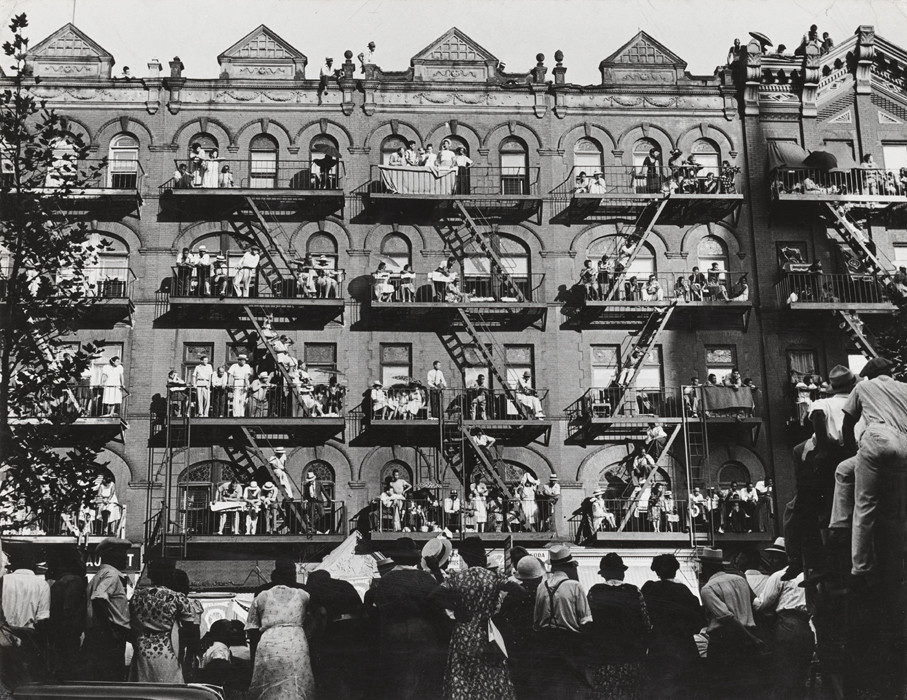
[373,262,394,302]
[101,356,125,416]
[95,475,122,535]
[517,472,539,531]
[219,165,234,188]
[470,478,488,532]
[203,149,221,188]
[404,387,424,418]
[400,264,416,302]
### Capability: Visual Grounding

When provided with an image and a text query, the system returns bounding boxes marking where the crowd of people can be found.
[0,536,836,699]
[369,468,560,535]
[372,258,527,304]
[174,244,342,300]
[577,258,748,303]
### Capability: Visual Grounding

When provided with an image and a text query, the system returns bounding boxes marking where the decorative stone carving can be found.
[217,25,307,80]
[878,110,901,124]
[855,25,875,94]
[743,39,763,115]
[411,27,500,82]
[26,23,114,79]
[553,50,566,86]
[599,31,686,86]
[829,110,853,124]
[801,43,820,117]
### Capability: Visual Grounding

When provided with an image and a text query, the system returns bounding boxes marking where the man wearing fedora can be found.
[784,364,857,579]
[539,473,561,535]
[754,537,814,700]
[699,547,764,698]
[227,354,253,417]
[829,356,907,578]
[82,537,132,681]
[534,544,592,700]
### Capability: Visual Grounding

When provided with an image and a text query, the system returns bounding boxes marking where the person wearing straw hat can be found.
[586,553,651,699]
[539,473,561,534]
[753,537,814,700]
[496,555,546,699]
[302,471,329,534]
[698,547,764,697]
[227,354,253,417]
[534,545,592,698]
[232,246,260,298]
[784,366,857,580]
[829,356,907,578]
[370,379,389,419]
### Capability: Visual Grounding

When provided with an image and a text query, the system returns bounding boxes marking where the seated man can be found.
[586,172,607,194]
[378,485,404,531]
[369,380,389,419]
[515,371,545,419]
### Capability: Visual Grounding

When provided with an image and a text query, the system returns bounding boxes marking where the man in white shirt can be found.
[427,360,447,418]
[195,245,211,295]
[443,490,462,532]
[318,57,334,102]
[539,474,561,534]
[516,371,544,419]
[227,355,253,417]
[1,548,51,687]
[192,354,213,417]
[357,41,376,72]
[267,446,294,500]
[587,172,607,194]
[233,246,261,298]
[175,247,197,295]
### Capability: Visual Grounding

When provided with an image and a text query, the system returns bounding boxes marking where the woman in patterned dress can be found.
[433,537,525,700]
[245,566,315,700]
[128,559,194,683]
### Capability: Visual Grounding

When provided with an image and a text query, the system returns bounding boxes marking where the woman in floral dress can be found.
[433,537,524,700]
[128,559,194,683]
[245,565,314,700]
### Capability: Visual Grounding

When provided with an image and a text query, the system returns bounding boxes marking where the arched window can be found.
[628,242,656,277]
[632,138,662,193]
[632,138,662,169]
[717,461,750,486]
[87,233,130,296]
[46,135,79,187]
[463,233,530,300]
[599,462,670,499]
[502,462,536,487]
[250,134,278,189]
[178,460,244,535]
[107,133,139,189]
[306,232,338,269]
[380,136,407,165]
[187,133,218,157]
[187,133,219,188]
[381,461,412,489]
[380,233,411,271]
[309,134,340,189]
[442,135,469,154]
[691,138,720,176]
[697,236,729,273]
[574,137,604,177]
[304,460,336,500]
[500,137,529,194]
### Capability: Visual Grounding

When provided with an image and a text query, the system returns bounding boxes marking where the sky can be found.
[1,0,907,84]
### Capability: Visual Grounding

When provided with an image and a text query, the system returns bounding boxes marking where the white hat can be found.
[305,472,317,482]
[372,379,382,386]
[237,354,248,360]
[274,447,286,454]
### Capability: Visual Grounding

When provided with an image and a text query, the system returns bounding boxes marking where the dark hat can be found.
[274,558,297,575]
[458,537,488,568]
[95,537,132,555]
[598,552,628,574]
[393,537,421,566]
[510,545,530,566]
[651,553,680,577]
[861,357,895,379]
[548,544,577,567]
[700,547,727,565]
[828,365,856,391]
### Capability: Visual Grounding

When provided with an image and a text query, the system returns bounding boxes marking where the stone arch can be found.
[680,222,742,260]
[494,223,546,254]
[482,121,544,154]
[575,444,632,483]
[556,123,617,156]
[172,220,233,252]
[505,446,554,480]
[97,447,136,485]
[357,446,426,484]
[93,117,156,151]
[422,121,482,157]
[169,117,234,150]
[294,119,355,154]
[363,121,422,154]
[615,124,675,162]
[569,222,669,258]
[362,224,426,254]
[703,444,767,486]
[676,124,737,159]
[289,219,352,255]
[283,440,355,484]
[90,221,143,253]
[58,116,93,148]
[233,118,294,152]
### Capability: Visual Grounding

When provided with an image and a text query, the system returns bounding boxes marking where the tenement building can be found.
[5,23,905,569]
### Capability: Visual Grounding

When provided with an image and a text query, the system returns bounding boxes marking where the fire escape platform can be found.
[577,300,751,330]
[353,419,441,446]
[369,302,547,330]
[460,418,552,445]
[147,417,345,448]
[160,188,344,212]
[159,296,344,328]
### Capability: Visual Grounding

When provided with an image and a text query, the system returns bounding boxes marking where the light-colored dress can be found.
[101,363,124,405]
[128,586,193,683]
[203,155,220,188]
[471,482,488,525]
[245,585,315,700]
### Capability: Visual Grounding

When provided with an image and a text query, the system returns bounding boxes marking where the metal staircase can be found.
[837,311,880,359]
[228,196,296,296]
[604,199,669,302]
[610,302,677,414]
[616,424,682,531]
[242,305,304,411]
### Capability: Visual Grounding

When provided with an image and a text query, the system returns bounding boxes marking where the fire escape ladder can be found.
[243,305,303,409]
[837,310,880,360]
[611,302,677,412]
[226,196,295,296]
[825,203,898,290]
[459,425,511,496]
[616,423,682,532]
[604,198,669,302]
[457,308,530,419]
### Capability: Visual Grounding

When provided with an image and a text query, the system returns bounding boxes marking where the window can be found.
[182,343,214,383]
[787,349,818,383]
[87,233,129,296]
[706,346,737,382]
[249,134,278,189]
[380,344,411,387]
[225,342,254,365]
[380,136,407,165]
[499,138,528,195]
[697,236,729,274]
[188,133,218,157]
[46,136,78,187]
[894,243,907,271]
[62,342,125,385]
[632,138,662,171]
[309,134,340,188]
[463,234,530,299]
[848,353,869,377]
[777,242,808,269]
[882,144,907,173]
[628,243,656,278]
[462,344,492,389]
[691,139,720,176]
[825,139,856,167]
[504,345,535,389]
[306,233,338,269]
[380,234,411,272]
[443,135,469,154]
[107,134,139,189]
[574,138,603,177]
[0,139,12,188]
[304,343,337,385]
[635,346,663,389]
[591,345,619,386]
[380,460,412,488]
[717,461,750,486]
[304,460,336,500]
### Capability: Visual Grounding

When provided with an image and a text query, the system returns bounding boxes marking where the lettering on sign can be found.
[86,545,144,572]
